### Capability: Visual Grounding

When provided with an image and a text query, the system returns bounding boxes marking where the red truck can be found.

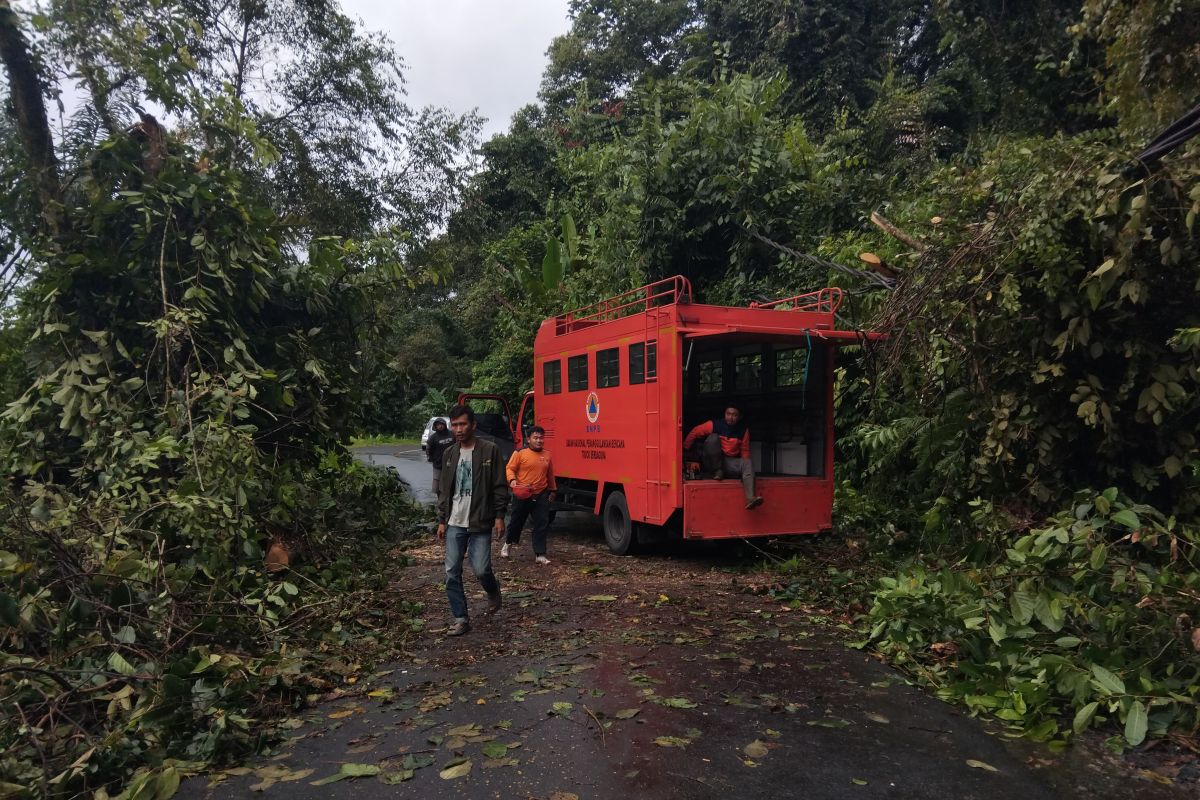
[463,275,881,554]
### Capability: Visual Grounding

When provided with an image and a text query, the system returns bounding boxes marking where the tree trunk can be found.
[0,0,62,236]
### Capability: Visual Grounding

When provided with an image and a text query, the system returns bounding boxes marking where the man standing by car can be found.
[436,404,508,636]
[502,426,556,564]
[683,405,764,510]
[426,418,454,498]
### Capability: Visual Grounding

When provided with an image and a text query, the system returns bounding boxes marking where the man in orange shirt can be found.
[683,405,764,509]
[502,426,557,563]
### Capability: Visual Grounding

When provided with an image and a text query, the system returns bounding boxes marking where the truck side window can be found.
[543,359,562,394]
[597,347,620,388]
[629,343,645,384]
[630,341,657,384]
[568,354,589,391]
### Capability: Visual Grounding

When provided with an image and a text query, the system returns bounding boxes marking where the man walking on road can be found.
[426,418,454,498]
[502,426,556,564]
[436,404,508,636]
[683,405,764,509]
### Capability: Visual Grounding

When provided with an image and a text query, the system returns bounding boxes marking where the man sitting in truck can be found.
[683,406,764,510]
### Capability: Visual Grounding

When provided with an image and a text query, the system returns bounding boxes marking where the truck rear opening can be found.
[513,276,883,554]
[680,326,833,539]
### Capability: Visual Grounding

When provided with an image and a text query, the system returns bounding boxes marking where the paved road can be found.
[354,444,436,505]
[181,466,1187,800]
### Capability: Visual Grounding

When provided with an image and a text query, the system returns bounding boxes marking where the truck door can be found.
[454,392,516,463]
[515,390,534,448]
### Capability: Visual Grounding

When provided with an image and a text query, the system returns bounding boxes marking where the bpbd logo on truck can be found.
[585,391,600,425]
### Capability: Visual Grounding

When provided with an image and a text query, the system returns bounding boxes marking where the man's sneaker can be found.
[500,542,510,558]
[535,555,550,565]
[746,496,764,510]
[485,592,502,615]
[447,618,470,636]
[713,468,724,481]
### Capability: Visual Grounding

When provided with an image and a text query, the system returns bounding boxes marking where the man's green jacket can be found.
[436,437,510,532]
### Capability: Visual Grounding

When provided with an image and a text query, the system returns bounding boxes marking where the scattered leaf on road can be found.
[614,708,640,719]
[852,778,868,785]
[419,691,451,712]
[310,763,380,786]
[439,760,472,780]
[400,754,435,771]
[378,770,413,784]
[807,718,851,728]
[744,740,769,759]
[446,723,482,738]
[586,595,618,601]
[248,764,314,791]
[549,701,573,716]
[654,735,691,747]
[659,697,697,709]
[966,759,998,772]
[481,742,508,759]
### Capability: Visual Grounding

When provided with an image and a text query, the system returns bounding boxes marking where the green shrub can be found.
[862,489,1200,746]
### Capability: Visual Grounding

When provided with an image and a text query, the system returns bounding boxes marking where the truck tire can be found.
[603,491,635,555]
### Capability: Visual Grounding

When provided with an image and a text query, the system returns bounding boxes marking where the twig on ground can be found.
[583,704,606,745]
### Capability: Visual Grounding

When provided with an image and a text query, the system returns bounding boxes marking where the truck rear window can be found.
[699,358,723,393]
[734,353,762,390]
[543,360,562,394]
[775,348,805,387]
[597,347,620,388]
[568,354,588,391]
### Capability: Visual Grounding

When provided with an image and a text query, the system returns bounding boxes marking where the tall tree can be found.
[30,0,480,243]
[541,0,701,112]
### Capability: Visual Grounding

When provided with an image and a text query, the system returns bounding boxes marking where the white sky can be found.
[340,0,572,141]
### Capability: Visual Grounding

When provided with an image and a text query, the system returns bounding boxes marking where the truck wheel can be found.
[603,491,635,555]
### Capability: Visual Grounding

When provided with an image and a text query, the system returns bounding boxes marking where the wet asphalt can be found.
[176,448,1189,800]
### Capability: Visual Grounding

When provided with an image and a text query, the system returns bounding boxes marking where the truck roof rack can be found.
[749,287,843,314]
[554,276,693,335]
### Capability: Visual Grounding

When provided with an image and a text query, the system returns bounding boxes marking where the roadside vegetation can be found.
[1,0,1197,796]
[349,435,420,447]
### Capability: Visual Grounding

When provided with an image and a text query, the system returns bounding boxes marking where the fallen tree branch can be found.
[0,665,77,695]
[870,211,925,252]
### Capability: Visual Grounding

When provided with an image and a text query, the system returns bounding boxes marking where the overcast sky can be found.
[340,0,572,141]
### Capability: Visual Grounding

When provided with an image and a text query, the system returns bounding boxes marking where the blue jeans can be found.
[505,491,550,555]
[444,526,500,620]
